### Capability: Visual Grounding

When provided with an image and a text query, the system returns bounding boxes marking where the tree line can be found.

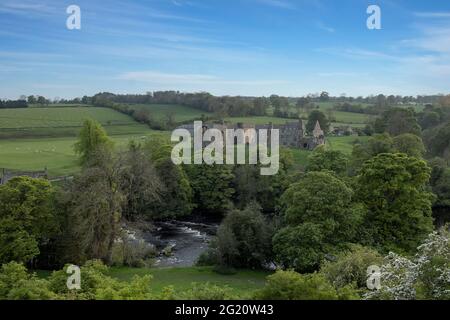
[20,91,448,120]
[0,99,28,108]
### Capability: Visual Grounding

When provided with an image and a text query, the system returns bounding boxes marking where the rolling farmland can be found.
[124,104,213,122]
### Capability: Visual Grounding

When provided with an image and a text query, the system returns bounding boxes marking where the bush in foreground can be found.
[365,229,450,300]
[320,245,383,290]
[254,270,359,300]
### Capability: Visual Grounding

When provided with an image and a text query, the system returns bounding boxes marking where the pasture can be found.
[0,107,135,128]
[125,104,213,122]
[108,266,270,297]
[0,131,167,176]
[0,104,369,176]
[0,133,364,176]
[36,266,270,298]
[257,102,372,128]
[0,107,150,139]
[289,135,369,168]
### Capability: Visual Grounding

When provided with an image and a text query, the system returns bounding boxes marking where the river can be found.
[141,220,219,267]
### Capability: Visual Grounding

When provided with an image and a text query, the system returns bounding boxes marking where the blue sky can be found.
[1,0,450,99]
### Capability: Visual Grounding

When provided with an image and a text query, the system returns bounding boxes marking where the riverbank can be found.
[36,266,271,297]
[108,266,270,297]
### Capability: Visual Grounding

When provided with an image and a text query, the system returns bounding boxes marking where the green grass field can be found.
[228,104,371,127]
[29,104,92,108]
[288,136,369,168]
[225,116,291,125]
[331,111,371,124]
[0,107,136,129]
[35,266,270,297]
[0,103,370,176]
[0,107,151,139]
[0,131,168,176]
[226,114,370,127]
[108,266,270,297]
[125,104,213,122]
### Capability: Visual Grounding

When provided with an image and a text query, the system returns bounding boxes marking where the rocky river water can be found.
[141,220,219,267]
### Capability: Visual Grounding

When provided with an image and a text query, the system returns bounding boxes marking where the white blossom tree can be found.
[365,228,450,300]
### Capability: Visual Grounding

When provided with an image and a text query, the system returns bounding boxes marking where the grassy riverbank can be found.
[108,266,270,297]
[36,266,271,297]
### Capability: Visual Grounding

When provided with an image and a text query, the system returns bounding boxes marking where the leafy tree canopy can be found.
[356,153,434,254]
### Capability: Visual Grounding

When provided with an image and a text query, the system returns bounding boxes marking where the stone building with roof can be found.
[178,119,325,150]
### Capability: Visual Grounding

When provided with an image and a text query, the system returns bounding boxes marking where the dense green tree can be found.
[392,133,426,158]
[273,223,325,272]
[428,158,450,227]
[306,110,329,134]
[375,94,387,109]
[306,146,348,175]
[36,96,48,106]
[145,137,193,218]
[319,91,330,102]
[0,177,57,265]
[418,111,440,130]
[296,97,310,111]
[120,141,163,220]
[213,204,273,268]
[350,133,394,173]
[425,122,450,158]
[356,153,434,254]
[27,95,37,104]
[374,107,421,137]
[58,149,124,265]
[186,164,234,215]
[439,94,450,108]
[74,119,113,166]
[273,172,364,272]
[253,97,269,116]
[232,149,293,212]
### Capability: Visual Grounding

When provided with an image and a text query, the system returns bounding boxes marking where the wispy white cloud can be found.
[170,0,207,8]
[317,72,367,77]
[94,0,209,23]
[118,71,218,84]
[0,1,56,16]
[316,21,335,33]
[414,12,450,18]
[316,47,396,60]
[32,83,81,89]
[254,0,296,10]
[403,25,450,54]
[117,70,288,86]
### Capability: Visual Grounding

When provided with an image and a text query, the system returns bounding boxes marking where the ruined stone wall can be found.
[0,168,48,185]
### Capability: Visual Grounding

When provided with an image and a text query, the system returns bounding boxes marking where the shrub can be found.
[254,270,359,300]
[320,245,383,290]
[272,224,325,273]
[112,238,156,268]
[178,282,237,300]
[365,229,450,300]
[48,260,155,300]
[214,203,273,269]
[0,262,55,300]
[196,244,219,267]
